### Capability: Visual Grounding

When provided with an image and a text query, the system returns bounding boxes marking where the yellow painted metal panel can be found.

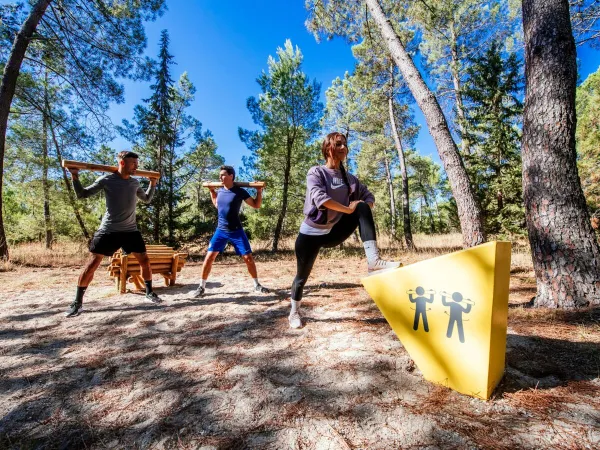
[361,241,511,399]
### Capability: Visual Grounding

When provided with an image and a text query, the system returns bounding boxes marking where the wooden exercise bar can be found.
[202,181,265,188]
[61,159,161,179]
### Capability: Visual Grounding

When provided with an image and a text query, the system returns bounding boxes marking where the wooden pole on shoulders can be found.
[202,181,265,188]
[61,159,161,180]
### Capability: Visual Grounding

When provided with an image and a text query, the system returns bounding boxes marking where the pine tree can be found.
[240,40,322,251]
[183,130,223,239]
[0,0,166,258]
[306,0,485,247]
[522,0,600,307]
[120,30,175,242]
[461,41,524,236]
[575,66,600,214]
[407,0,518,157]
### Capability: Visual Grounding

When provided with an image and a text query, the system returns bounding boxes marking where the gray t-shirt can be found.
[302,165,375,230]
[73,173,155,233]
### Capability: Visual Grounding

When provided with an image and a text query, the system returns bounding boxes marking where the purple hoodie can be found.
[303,165,375,230]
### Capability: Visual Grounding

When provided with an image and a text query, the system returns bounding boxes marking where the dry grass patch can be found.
[9,240,91,267]
[504,381,600,415]
[509,306,600,341]
[7,233,534,274]
[0,258,15,272]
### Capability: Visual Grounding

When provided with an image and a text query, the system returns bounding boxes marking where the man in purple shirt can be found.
[288,132,401,328]
[193,165,268,297]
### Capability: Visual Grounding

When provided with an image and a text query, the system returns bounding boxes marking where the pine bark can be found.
[154,141,163,243]
[48,120,90,240]
[522,0,600,307]
[42,71,53,248]
[0,0,53,258]
[42,108,53,249]
[383,151,396,238]
[168,153,174,245]
[272,133,294,252]
[388,96,415,250]
[366,0,485,248]
[450,20,470,157]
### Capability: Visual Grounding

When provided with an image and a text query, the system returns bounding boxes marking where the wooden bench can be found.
[107,245,188,293]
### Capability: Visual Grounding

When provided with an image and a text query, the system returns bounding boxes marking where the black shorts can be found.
[89,231,147,256]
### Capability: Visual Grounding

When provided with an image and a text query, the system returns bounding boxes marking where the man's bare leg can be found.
[242,253,268,293]
[65,253,104,317]
[131,252,162,303]
[78,253,104,287]
[194,251,219,297]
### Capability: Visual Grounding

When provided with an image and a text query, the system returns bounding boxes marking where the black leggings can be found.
[291,202,376,301]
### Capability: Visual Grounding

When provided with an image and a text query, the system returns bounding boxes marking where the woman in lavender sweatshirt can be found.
[288,132,401,328]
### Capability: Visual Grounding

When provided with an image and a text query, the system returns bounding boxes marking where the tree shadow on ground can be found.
[304,316,388,326]
[498,332,600,393]
[304,282,363,291]
[413,245,463,254]
[2,278,599,449]
[4,311,59,322]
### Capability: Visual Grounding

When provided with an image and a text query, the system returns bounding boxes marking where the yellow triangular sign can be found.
[362,241,511,399]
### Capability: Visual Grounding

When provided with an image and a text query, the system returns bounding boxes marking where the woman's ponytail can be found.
[339,162,351,190]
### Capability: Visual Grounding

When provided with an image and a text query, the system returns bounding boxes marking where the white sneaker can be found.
[288,311,303,329]
[368,259,402,274]
[254,284,269,294]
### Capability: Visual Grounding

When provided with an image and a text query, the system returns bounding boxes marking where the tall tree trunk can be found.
[419,197,423,232]
[496,155,504,215]
[389,95,416,250]
[383,150,396,238]
[48,119,90,239]
[153,141,164,243]
[272,135,294,252]
[168,152,174,245]
[433,196,443,232]
[424,193,436,234]
[450,19,470,157]
[0,0,53,258]
[522,0,600,307]
[366,0,485,248]
[196,183,202,218]
[42,75,52,249]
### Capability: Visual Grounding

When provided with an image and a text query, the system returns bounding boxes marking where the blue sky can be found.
[104,0,599,172]
[4,0,600,171]
[106,0,361,170]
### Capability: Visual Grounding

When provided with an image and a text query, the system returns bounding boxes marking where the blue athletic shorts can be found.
[208,228,252,255]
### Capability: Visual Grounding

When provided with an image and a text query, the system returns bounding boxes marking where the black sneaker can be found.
[145,291,162,304]
[64,301,83,318]
[193,286,205,298]
[254,284,269,294]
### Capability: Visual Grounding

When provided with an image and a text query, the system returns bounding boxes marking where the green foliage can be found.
[576,66,600,213]
[406,154,455,234]
[461,41,524,236]
[323,72,368,142]
[239,40,323,250]
[2,0,166,247]
[407,0,520,154]
[323,36,459,241]
[179,131,223,241]
[119,32,220,245]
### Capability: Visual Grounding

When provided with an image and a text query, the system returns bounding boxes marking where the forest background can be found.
[1,0,599,307]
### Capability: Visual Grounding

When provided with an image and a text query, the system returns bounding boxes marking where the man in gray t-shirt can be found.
[65,151,161,318]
